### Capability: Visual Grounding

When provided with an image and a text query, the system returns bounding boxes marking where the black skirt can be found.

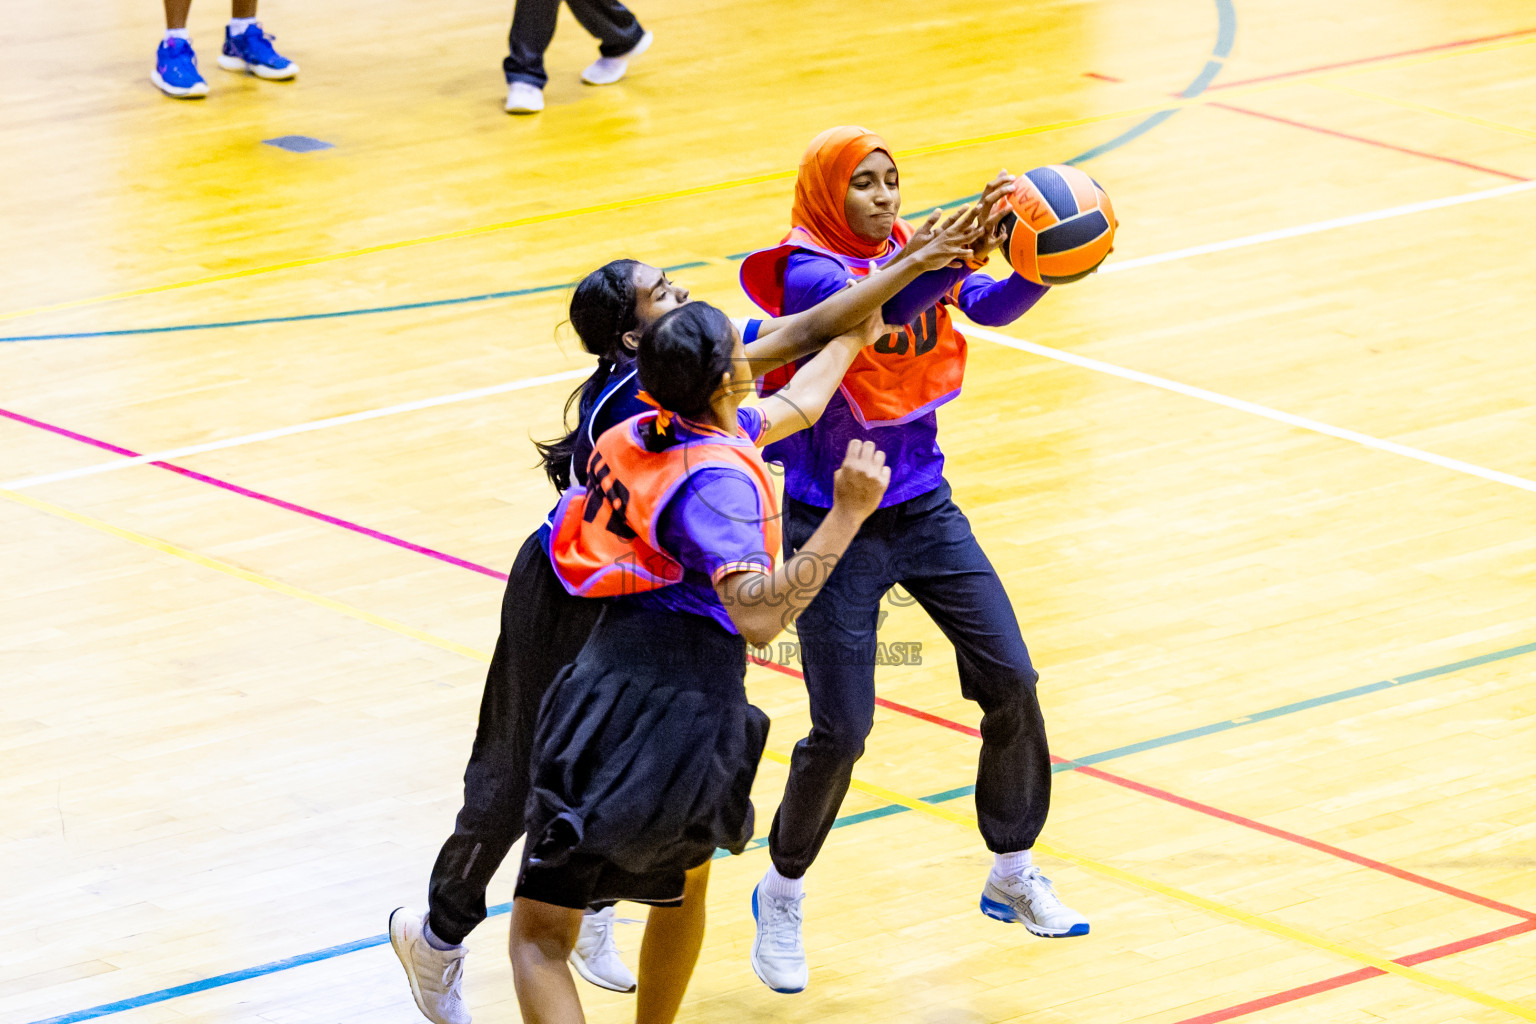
[515,602,769,909]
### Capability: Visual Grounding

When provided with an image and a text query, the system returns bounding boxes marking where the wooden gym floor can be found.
[3,0,1535,1021]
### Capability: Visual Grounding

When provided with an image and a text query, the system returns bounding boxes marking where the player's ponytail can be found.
[635,302,736,444]
[535,259,643,490]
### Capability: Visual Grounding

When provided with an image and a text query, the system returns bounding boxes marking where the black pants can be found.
[425,530,604,946]
[504,0,646,87]
[767,483,1053,879]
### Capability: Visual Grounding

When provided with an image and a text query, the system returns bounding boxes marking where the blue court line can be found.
[1,0,1235,347]
[30,631,1536,1024]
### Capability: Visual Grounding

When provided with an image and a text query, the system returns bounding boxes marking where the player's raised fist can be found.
[832,439,890,521]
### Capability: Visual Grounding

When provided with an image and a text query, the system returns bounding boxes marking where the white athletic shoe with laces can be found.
[979,868,1090,937]
[389,908,472,1024]
[569,906,637,992]
[750,879,808,993]
[580,29,653,85]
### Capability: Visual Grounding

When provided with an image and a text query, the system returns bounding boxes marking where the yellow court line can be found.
[0,486,495,666]
[1310,80,1536,141]
[11,479,1536,1019]
[801,758,1536,1022]
[5,31,1533,325]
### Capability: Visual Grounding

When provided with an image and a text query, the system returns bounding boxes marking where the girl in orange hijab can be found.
[740,128,1090,996]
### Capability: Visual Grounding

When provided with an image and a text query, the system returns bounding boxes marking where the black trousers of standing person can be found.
[504,0,646,88]
[425,529,605,946]
[767,482,1054,879]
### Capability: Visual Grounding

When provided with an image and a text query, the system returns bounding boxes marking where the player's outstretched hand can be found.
[896,205,984,272]
[970,169,1017,264]
[832,439,890,522]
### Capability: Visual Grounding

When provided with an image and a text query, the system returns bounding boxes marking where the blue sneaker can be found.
[218,23,298,80]
[152,37,209,98]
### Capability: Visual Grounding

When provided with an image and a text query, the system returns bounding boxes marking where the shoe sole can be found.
[568,951,637,993]
[151,70,208,97]
[749,888,807,994]
[979,894,1090,938]
[217,54,298,79]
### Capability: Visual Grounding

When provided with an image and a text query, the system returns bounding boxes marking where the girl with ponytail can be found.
[391,218,979,1024]
[515,301,893,1024]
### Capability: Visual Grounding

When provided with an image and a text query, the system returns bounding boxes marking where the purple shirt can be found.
[627,406,770,634]
[761,251,1048,508]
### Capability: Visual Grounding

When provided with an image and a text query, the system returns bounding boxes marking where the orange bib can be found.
[740,227,968,427]
[549,412,782,598]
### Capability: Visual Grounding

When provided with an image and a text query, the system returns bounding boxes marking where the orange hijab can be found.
[790,126,904,260]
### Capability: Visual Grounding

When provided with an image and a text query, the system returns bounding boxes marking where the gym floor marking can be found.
[7,173,1534,347]
[1310,80,1536,140]
[4,22,1529,326]
[1206,101,1528,181]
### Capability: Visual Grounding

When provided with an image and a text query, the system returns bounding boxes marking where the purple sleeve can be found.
[736,406,766,443]
[783,252,853,315]
[881,266,967,325]
[954,271,1050,326]
[783,251,966,327]
[656,468,772,582]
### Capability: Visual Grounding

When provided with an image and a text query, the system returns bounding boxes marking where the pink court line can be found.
[1209,101,1529,182]
[0,406,510,582]
[1172,920,1536,1024]
[10,406,1532,923]
[1207,26,1536,91]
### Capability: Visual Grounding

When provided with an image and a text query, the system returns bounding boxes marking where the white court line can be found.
[964,324,1536,496]
[6,178,1535,492]
[2,369,589,490]
[1098,179,1536,275]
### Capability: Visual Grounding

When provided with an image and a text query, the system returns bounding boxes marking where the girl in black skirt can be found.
[514,301,890,1024]
[391,212,979,1024]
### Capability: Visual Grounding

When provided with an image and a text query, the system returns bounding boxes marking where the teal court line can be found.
[1,0,1234,346]
[28,630,1536,1024]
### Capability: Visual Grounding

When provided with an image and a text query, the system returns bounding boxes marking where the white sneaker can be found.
[750,879,808,993]
[580,30,652,85]
[504,81,544,113]
[569,906,637,993]
[980,869,1090,937]
[389,908,472,1024]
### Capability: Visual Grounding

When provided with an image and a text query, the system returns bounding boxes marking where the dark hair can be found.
[535,259,642,490]
[636,303,736,430]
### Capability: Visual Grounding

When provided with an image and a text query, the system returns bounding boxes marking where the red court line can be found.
[1208,26,1536,91]
[0,406,509,581]
[1208,101,1529,181]
[1065,761,1536,921]
[11,407,1531,926]
[756,657,1536,921]
[1173,920,1536,1024]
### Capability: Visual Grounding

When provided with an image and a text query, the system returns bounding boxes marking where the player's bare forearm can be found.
[754,335,863,446]
[744,262,920,377]
[718,508,865,647]
[717,440,888,647]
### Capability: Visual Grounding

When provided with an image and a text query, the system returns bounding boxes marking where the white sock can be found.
[228,17,258,34]
[164,28,191,40]
[992,849,1033,880]
[760,865,804,900]
[421,917,462,951]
